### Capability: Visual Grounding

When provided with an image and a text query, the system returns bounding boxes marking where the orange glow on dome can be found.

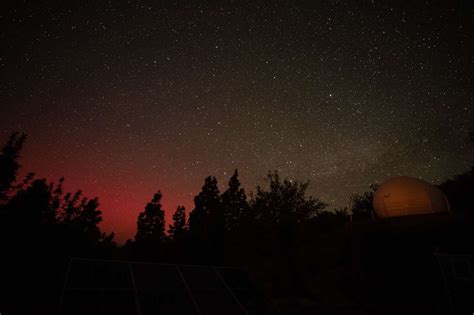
[373,176,450,219]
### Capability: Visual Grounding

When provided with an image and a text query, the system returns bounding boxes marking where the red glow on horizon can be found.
[21,157,196,243]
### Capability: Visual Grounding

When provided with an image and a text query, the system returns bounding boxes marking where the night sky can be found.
[1,1,472,242]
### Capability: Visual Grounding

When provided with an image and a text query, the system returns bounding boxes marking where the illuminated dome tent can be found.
[373,176,450,218]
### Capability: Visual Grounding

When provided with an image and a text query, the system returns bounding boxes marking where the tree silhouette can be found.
[5,178,54,227]
[0,133,115,315]
[252,171,326,227]
[135,191,166,244]
[437,132,474,214]
[3,129,471,313]
[0,132,27,203]
[77,198,103,237]
[188,176,222,239]
[168,205,187,241]
[439,167,474,214]
[350,184,378,220]
[50,177,64,218]
[59,190,84,224]
[221,169,250,231]
[55,187,103,238]
[249,171,327,297]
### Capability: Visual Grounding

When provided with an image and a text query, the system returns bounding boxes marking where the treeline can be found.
[0,131,344,261]
[1,131,473,261]
[0,133,116,314]
[0,131,347,311]
[1,131,474,313]
[0,132,115,256]
[129,169,337,264]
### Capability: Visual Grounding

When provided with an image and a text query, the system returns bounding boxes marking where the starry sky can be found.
[1,1,473,242]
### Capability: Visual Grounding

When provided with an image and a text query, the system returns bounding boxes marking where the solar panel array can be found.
[435,252,474,315]
[58,258,274,315]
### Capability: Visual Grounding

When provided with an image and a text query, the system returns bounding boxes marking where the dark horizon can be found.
[6,135,474,243]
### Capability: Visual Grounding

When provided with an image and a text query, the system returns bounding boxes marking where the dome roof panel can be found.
[373,176,450,218]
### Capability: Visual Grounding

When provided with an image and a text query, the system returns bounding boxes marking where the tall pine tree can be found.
[0,132,27,203]
[135,191,166,244]
[168,206,187,241]
[221,170,249,231]
[188,176,222,239]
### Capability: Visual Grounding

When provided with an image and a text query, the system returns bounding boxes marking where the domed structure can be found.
[373,176,450,219]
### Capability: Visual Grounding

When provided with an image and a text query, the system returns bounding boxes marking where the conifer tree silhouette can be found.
[135,191,166,244]
[77,198,103,238]
[221,169,249,231]
[168,205,187,241]
[188,176,222,239]
[0,132,27,203]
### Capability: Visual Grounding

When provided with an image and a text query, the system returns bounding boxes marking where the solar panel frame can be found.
[57,258,269,315]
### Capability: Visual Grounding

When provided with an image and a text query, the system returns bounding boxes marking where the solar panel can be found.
[178,265,245,314]
[58,258,274,315]
[435,251,474,315]
[67,260,133,289]
[60,289,138,315]
[132,264,197,314]
[214,267,269,314]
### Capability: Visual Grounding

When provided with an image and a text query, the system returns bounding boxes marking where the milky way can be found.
[1,1,472,241]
